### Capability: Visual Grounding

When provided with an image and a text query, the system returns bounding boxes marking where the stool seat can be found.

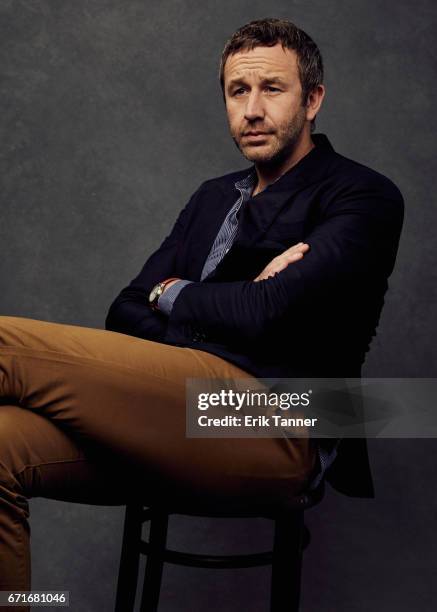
[114,481,325,612]
[155,478,325,518]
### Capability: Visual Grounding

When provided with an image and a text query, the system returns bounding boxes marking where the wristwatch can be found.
[148,277,180,310]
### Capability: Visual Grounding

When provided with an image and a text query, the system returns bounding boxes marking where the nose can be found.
[244,90,264,121]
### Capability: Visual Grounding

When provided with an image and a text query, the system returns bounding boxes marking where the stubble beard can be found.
[232,107,307,168]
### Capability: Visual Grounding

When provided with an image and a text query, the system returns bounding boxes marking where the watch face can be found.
[149,284,160,303]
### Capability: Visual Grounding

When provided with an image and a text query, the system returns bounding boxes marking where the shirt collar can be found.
[234,167,285,199]
[234,169,257,194]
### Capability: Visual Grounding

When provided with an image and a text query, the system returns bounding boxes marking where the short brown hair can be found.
[219,18,324,108]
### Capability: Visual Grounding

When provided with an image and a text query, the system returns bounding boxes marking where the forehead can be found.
[224,43,299,84]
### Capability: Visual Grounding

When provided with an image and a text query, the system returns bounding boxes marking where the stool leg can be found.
[139,511,169,612]
[270,511,305,612]
[115,504,144,612]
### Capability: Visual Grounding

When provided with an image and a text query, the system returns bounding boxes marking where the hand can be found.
[253,242,310,282]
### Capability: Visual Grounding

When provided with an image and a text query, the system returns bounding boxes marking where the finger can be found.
[254,270,277,282]
[255,244,309,281]
[276,251,305,265]
[285,242,309,255]
[269,244,308,266]
[260,255,300,277]
[268,252,305,274]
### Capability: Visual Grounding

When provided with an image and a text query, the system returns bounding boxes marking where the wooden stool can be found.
[114,481,324,612]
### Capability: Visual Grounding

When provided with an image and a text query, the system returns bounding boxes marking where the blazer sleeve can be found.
[165,179,404,344]
[104,185,203,341]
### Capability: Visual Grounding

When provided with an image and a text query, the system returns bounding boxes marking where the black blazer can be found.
[105,133,404,498]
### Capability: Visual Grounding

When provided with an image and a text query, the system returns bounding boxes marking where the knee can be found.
[0,406,35,482]
[0,406,32,517]
[0,316,29,348]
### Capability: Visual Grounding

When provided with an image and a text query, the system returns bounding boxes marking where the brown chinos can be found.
[0,315,317,607]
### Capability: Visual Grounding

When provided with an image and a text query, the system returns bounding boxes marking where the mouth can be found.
[243,132,272,142]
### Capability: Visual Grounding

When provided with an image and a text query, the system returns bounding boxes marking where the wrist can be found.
[148,278,180,310]
[162,279,180,294]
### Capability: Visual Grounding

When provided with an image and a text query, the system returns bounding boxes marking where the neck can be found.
[252,131,315,196]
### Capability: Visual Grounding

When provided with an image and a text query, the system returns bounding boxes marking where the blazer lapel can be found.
[234,133,336,248]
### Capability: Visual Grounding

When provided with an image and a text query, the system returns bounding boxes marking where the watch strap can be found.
[149,277,180,310]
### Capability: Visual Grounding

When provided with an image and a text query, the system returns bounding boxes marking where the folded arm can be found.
[165,185,404,344]
[104,185,203,340]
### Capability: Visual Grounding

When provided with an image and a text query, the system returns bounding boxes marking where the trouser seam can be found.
[10,514,28,591]
[16,457,90,479]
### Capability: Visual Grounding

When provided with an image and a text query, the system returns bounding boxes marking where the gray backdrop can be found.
[1,1,436,610]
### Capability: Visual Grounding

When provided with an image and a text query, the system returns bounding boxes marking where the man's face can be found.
[223,44,308,165]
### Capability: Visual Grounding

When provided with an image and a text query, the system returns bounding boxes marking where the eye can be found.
[233,87,246,96]
[265,86,281,93]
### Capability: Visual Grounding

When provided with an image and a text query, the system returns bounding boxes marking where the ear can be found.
[305,84,325,122]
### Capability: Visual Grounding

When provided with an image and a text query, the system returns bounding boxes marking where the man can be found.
[0,18,403,596]
[106,18,404,493]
